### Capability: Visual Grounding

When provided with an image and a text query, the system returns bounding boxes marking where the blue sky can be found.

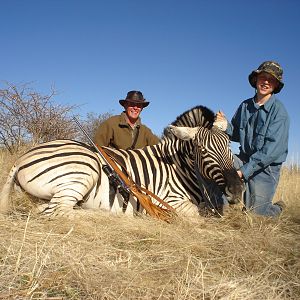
[1,0,300,163]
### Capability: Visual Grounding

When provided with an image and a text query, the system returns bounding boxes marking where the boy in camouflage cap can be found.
[215,61,289,217]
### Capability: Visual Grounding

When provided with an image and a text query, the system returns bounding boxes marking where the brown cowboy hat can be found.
[119,90,150,108]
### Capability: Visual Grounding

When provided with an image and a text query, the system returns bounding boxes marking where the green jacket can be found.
[94,112,160,149]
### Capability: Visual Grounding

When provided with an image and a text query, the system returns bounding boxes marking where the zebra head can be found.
[167,124,245,205]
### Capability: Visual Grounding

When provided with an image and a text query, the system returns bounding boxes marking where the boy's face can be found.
[256,72,279,95]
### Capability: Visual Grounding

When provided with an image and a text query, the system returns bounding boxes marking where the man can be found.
[215,61,289,217]
[94,90,159,149]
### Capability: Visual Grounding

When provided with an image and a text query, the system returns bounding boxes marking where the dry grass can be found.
[0,151,299,299]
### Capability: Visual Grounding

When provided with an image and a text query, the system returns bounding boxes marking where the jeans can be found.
[234,155,282,217]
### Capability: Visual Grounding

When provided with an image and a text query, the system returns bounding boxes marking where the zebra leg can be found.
[40,188,86,218]
[35,203,49,214]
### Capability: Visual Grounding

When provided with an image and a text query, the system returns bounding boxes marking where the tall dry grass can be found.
[0,150,299,299]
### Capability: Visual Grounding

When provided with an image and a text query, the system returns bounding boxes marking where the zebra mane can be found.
[162,105,215,138]
[171,105,215,128]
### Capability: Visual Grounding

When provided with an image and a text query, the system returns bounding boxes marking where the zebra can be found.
[0,105,245,218]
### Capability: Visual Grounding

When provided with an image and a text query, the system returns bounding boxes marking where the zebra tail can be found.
[0,164,18,214]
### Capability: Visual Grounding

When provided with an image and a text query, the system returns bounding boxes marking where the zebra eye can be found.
[200,147,206,153]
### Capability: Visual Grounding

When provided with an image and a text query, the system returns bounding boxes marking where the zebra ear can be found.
[167,125,199,141]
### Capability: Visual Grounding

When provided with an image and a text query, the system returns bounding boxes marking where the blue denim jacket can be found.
[226,94,289,180]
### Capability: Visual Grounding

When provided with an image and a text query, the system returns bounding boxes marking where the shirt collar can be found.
[263,94,276,112]
[252,94,276,112]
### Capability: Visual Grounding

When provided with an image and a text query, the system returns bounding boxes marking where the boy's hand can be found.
[214,110,228,131]
[237,170,244,179]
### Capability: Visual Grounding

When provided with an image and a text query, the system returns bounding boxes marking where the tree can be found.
[0,82,78,153]
[0,82,112,153]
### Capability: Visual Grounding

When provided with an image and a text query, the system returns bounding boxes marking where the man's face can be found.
[256,72,279,95]
[124,101,143,121]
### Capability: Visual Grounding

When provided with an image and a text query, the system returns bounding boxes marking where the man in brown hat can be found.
[215,61,289,217]
[94,90,159,149]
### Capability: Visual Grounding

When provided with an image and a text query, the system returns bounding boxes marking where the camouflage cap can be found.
[248,61,284,94]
